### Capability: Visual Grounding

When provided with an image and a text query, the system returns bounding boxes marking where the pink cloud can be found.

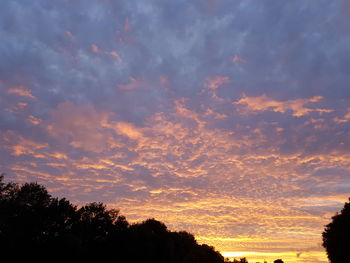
[235,94,333,117]
[102,121,143,140]
[108,51,122,61]
[47,101,114,152]
[27,115,41,125]
[2,131,47,156]
[333,108,350,123]
[7,86,36,99]
[91,44,102,53]
[204,76,230,102]
[115,122,143,140]
[205,76,230,90]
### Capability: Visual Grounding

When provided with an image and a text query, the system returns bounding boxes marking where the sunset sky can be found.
[1,1,350,262]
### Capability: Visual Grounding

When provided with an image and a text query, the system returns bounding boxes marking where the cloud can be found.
[203,76,231,102]
[1,1,350,262]
[66,31,73,39]
[235,94,333,117]
[27,115,41,125]
[232,55,247,64]
[108,51,122,61]
[205,76,230,90]
[103,121,143,140]
[2,131,48,156]
[3,94,349,263]
[333,108,350,123]
[91,44,101,53]
[46,101,115,152]
[7,86,36,99]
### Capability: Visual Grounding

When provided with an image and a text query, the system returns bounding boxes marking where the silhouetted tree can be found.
[0,176,80,261]
[0,176,226,263]
[274,259,284,263]
[322,198,350,263]
[233,258,248,263]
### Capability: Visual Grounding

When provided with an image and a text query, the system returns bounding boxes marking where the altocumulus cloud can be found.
[1,1,350,262]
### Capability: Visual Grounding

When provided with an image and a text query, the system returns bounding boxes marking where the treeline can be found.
[4,173,349,263]
[0,175,285,263]
[0,175,224,263]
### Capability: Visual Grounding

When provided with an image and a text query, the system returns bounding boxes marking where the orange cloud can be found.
[109,50,122,61]
[235,94,333,117]
[204,76,230,102]
[333,108,350,123]
[173,98,206,128]
[205,76,230,90]
[50,152,68,160]
[115,122,143,140]
[27,115,41,125]
[7,86,36,99]
[102,121,143,140]
[47,101,146,152]
[2,131,47,156]
[47,101,116,152]
[204,108,227,119]
[91,44,102,53]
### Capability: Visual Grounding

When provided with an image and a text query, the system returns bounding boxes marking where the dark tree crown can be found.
[0,176,225,263]
[322,198,350,263]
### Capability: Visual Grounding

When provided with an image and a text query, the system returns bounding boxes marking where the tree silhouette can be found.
[274,259,284,263]
[322,198,350,263]
[233,258,248,263]
[0,176,226,263]
[0,177,80,261]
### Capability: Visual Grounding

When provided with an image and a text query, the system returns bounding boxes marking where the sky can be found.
[1,0,350,262]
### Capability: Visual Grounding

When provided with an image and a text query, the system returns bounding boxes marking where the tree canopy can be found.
[0,175,224,263]
[322,198,350,263]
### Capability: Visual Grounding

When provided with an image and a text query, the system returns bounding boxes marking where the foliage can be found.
[233,258,248,263]
[322,198,350,263]
[0,175,224,263]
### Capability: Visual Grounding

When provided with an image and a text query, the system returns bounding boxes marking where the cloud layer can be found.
[1,1,350,262]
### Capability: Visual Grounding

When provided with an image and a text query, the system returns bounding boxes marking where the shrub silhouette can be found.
[0,175,224,263]
[322,198,350,263]
[232,258,248,263]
